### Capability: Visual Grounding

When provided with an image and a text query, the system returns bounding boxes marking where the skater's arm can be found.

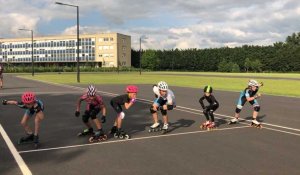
[124,101,134,109]
[100,104,106,116]
[199,96,205,109]
[2,100,18,105]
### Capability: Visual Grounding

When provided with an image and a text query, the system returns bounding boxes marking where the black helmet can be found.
[203,85,213,93]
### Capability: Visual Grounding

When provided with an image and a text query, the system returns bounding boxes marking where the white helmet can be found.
[87,85,97,96]
[158,81,168,90]
[248,79,259,87]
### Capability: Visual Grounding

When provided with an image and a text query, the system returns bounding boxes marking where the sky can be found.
[0,0,300,50]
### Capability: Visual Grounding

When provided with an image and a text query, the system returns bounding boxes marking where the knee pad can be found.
[150,106,157,114]
[118,112,125,119]
[208,110,214,116]
[254,106,260,112]
[167,105,174,110]
[161,109,167,115]
[235,107,241,114]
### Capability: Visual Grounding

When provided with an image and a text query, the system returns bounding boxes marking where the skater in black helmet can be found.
[75,85,107,142]
[109,85,138,139]
[228,79,264,128]
[199,85,219,130]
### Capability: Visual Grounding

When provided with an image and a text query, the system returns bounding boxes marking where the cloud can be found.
[1,0,300,50]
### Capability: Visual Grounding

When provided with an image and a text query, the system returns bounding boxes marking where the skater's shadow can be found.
[168,119,195,133]
[245,114,266,122]
[215,118,228,126]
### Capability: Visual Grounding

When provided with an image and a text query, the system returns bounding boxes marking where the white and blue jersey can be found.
[237,88,259,108]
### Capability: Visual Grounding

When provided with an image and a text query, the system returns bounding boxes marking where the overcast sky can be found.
[0,0,300,49]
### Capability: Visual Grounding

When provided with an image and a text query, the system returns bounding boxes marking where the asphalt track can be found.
[0,74,299,175]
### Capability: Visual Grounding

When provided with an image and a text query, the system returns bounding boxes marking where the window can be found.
[104,38,109,42]
[110,37,114,41]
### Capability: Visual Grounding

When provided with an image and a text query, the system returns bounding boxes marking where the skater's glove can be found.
[2,100,7,105]
[101,116,106,123]
[260,82,264,87]
[130,98,136,104]
[75,111,80,117]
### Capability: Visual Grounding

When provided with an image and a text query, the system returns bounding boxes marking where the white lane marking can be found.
[0,124,32,175]
[17,77,300,134]
[19,125,249,154]
[0,91,83,95]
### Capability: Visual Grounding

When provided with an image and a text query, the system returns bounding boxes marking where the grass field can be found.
[19,72,300,97]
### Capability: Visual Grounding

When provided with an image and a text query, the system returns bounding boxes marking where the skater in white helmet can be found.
[228,79,264,128]
[149,81,176,134]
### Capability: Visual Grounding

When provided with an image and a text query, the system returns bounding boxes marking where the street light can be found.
[19,29,34,76]
[55,1,80,83]
[139,35,147,75]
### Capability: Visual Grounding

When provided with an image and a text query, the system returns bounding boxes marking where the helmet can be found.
[158,81,168,90]
[204,85,213,93]
[126,85,138,93]
[248,79,259,87]
[22,92,36,104]
[87,85,96,96]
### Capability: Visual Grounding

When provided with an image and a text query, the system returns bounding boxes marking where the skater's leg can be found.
[34,112,44,136]
[20,114,33,134]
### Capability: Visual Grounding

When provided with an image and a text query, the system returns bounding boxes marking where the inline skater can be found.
[2,92,44,148]
[0,63,4,88]
[149,81,176,134]
[109,85,138,139]
[199,85,219,130]
[75,85,107,142]
[228,79,264,128]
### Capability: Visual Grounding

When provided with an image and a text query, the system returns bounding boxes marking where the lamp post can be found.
[139,35,147,75]
[19,29,34,76]
[55,2,80,83]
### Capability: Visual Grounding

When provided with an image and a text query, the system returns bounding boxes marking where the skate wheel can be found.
[119,135,124,139]
[100,135,108,141]
[148,129,152,133]
[124,135,130,139]
[88,137,95,143]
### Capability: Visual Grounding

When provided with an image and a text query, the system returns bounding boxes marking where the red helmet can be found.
[126,85,138,93]
[22,92,36,104]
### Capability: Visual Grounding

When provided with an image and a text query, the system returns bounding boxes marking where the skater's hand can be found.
[255,93,261,98]
[130,98,136,104]
[260,82,264,87]
[2,99,7,105]
[101,116,106,123]
[75,111,80,117]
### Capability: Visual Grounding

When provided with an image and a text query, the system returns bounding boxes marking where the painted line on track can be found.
[19,125,249,154]
[0,124,32,175]
[17,77,300,135]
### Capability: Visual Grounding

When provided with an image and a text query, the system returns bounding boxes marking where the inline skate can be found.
[114,129,130,139]
[228,118,239,125]
[148,123,162,133]
[77,128,94,136]
[89,130,107,143]
[251,120,262,129]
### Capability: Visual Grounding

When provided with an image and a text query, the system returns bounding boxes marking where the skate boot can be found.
[89,129,107,143]
[33,135,39,149]
[114,129,130,139]
[228,118,239,125]
[200,121,211,130]
[110,126,118,135]
[207,122,217,131]
[148,123,161,133]
[18,133,34,145]
[161,123,169,134]
[77,128,94,136]
[251,120,262,128]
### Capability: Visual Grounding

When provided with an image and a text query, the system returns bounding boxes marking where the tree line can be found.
[131,32,300,72]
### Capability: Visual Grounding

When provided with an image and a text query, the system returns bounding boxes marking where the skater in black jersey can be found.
[199,85,219,130]
[109,85,138,139]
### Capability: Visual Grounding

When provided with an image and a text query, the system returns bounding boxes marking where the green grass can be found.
[19,72,300,97]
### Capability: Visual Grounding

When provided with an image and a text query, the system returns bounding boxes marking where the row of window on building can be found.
[0,38,95,49]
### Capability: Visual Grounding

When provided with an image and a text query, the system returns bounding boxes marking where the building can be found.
[0,33,131,67]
